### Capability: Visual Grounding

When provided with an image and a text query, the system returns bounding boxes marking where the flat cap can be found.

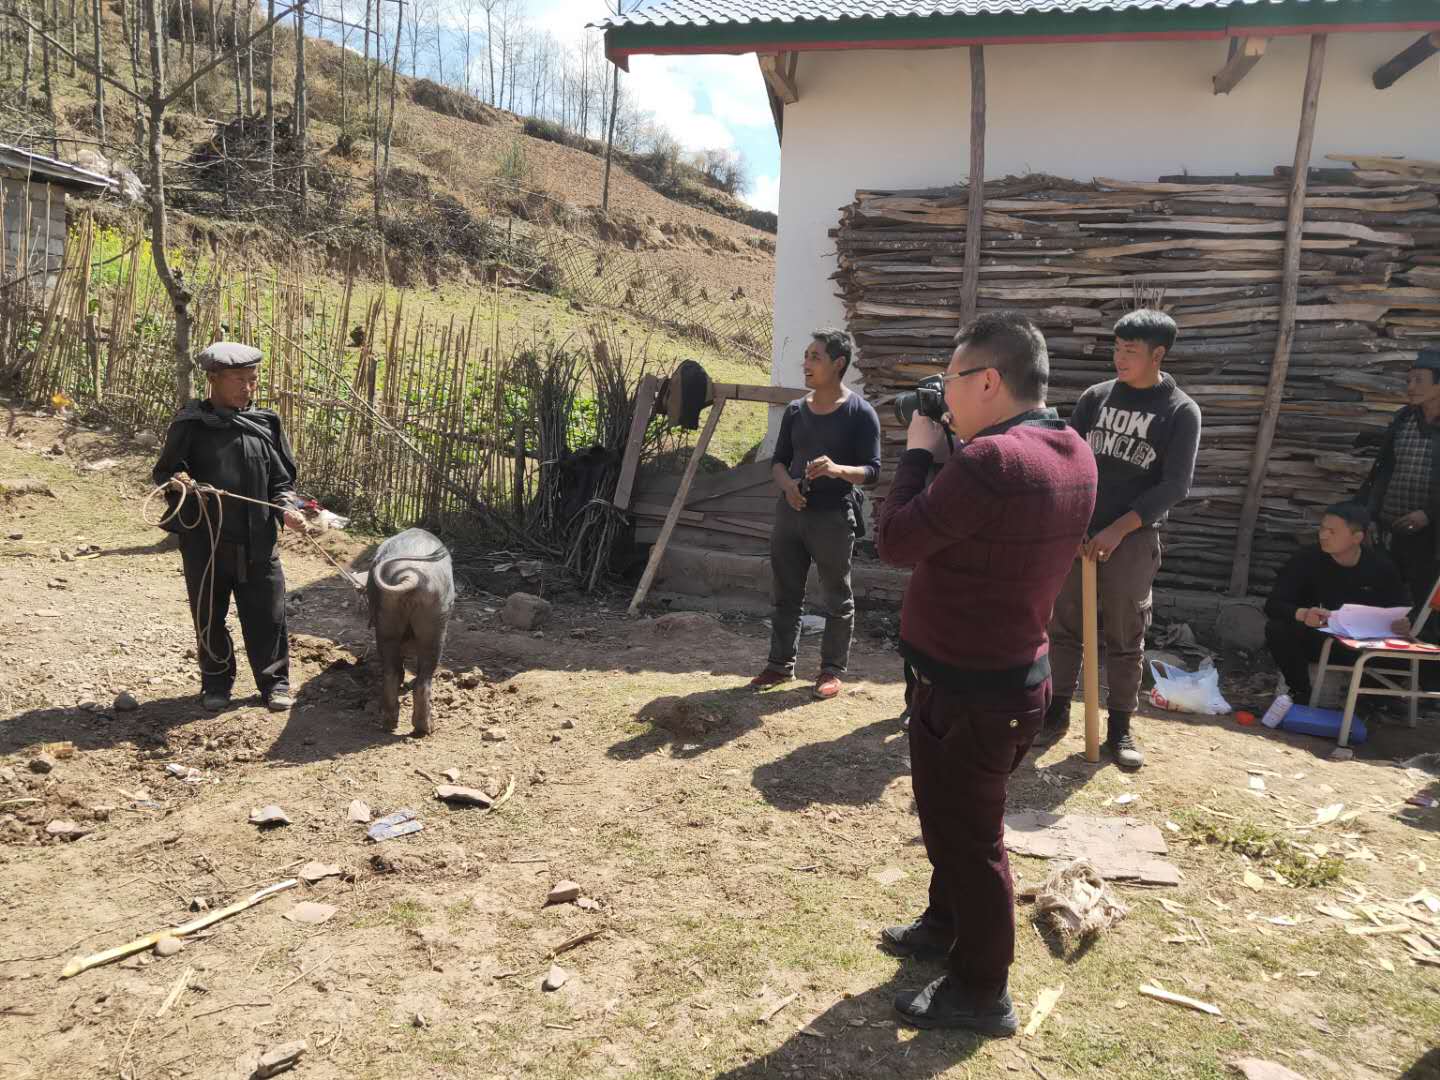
[1415,346,1440,373]
[197,341,263,372]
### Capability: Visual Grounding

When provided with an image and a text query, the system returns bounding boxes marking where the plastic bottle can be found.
[1260,693,1293,729]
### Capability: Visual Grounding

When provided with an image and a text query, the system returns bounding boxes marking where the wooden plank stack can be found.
[834,155,1440,595]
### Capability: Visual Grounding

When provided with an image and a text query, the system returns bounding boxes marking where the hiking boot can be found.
[880,918,952,962]
[894,976,1018,1036]
[1033,696,1071,748]
[201,692,230,712]
[813,673,842,700]
[1105,732,1144,770]
[265,691,294,712]
[749,669,790,690]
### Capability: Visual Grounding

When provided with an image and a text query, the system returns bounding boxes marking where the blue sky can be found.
[531,0,782,212]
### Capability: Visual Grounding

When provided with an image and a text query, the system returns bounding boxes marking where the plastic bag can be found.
[1147,658,1232,716]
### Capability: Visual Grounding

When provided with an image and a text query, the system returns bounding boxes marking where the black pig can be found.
[365,528,455,736]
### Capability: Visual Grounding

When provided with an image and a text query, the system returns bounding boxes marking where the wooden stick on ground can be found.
[60,879,298,979]
[627,398,727,615]
[1138,983,1222,1016]
[1229,33,1327,597]
[1081,555,1101,763]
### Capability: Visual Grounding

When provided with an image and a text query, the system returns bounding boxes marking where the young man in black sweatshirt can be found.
[1265,502,1409,703]
[1040,309,1201,770]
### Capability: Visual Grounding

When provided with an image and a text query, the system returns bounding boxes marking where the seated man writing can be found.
[1264,502,1409,705]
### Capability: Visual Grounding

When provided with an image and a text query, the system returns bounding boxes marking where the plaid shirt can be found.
[1381,410,1435,525]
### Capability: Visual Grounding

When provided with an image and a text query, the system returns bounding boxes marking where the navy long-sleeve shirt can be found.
[771,392,881,511]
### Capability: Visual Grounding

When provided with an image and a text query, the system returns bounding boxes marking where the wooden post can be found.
[627,398,725,616]
[960,44,985,327]
[1081,555,1101,764]
[1228,33,1326,598]
[612,372,659,511]
[1372,31,1440,90]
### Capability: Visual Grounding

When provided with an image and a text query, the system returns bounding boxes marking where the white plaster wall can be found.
[764,32,1440,450]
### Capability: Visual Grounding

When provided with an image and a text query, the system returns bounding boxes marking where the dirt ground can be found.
[2,404,1439,1080]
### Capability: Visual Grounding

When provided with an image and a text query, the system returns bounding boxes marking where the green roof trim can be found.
[604,0,1440,54]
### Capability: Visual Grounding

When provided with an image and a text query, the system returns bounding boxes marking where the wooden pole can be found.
[1228,33,1326,598]
[627,398,726,615]
[960,44,985,326]
[1081,555,1101,764]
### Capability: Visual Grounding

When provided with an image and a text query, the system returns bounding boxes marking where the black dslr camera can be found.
[893,374,946,426]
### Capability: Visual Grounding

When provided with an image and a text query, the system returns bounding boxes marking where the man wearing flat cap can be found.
[153,342,306,712]
[1362,347,1440,613]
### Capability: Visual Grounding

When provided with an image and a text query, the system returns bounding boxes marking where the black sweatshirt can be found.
[1069,374,1201,534]
[771,393,882,511]
[1264,544,1409,622]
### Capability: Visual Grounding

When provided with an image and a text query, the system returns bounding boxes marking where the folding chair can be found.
[1311,566,1440,747]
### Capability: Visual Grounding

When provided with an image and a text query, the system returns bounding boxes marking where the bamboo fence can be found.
[836,153,1440,595]
[1,217,655,558]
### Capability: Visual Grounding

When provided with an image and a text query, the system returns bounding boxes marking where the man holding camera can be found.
[751,329,881,700]
[876,313,1096,1034]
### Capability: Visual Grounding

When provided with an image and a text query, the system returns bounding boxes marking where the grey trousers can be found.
[766,496,856,676]
[1048,527,1160,714]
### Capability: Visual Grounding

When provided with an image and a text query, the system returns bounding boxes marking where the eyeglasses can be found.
[940,366,990,383]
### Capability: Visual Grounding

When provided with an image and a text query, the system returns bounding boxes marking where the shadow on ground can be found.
[607,684,817,761]
[711,966,987,1080]
[1402,1048,1440,1080]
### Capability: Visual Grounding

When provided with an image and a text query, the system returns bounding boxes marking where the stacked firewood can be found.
[835,155,1440,594]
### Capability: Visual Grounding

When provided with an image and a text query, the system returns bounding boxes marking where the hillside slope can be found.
[7,11,775,309]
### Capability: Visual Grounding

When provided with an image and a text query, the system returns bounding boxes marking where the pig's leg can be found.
[409,621,446,736]
[377,628,405,731]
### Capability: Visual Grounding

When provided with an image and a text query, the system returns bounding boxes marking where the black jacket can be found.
[1359,405,1440,557]
[152,400,298,553]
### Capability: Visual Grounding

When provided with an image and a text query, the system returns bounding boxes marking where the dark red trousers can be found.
[908,676,1048,995]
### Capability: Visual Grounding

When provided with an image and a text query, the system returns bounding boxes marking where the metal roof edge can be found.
[0,143,113,191]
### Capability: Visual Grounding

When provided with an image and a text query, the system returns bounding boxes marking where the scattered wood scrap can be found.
[1138,983,1223,1017]
[60,879,298,979]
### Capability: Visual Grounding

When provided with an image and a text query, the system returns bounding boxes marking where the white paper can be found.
[1321,604,1411,641]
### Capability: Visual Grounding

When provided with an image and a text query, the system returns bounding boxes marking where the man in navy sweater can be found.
[1041,309,1201,770]
[751,329,881,700]
[876,312,1096,1035]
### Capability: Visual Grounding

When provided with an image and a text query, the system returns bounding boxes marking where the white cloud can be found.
[747,174,780,214]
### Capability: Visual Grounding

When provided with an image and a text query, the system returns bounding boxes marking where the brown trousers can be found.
[1047,528,1160,714]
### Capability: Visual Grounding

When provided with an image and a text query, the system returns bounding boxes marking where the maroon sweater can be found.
[876,410,1097,689]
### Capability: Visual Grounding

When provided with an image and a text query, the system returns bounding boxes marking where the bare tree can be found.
[14,0,305,404]
[294,0,307,204]
[90,0,103,141]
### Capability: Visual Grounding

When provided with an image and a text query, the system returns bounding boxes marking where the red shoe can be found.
[749,669,790,690]
[813,673,842,700]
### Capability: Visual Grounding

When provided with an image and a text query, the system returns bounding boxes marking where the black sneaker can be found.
[880,918,952,962]
[894,976,1018,1035]
[1105,732,1144,770]
[201,692,230,712]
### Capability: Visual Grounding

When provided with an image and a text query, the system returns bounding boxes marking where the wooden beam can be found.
[960,45,986,326]
[628,398,726,615]
[1372,31,1440,90]
[611,373,659,511]
[711,381,807,405]
[1212,36,1267,95]
[758,52,798,105]
[1229,34,1327,598]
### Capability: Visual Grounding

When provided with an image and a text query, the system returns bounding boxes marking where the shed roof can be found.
[0,144,112,193]
[600,0,1440,60]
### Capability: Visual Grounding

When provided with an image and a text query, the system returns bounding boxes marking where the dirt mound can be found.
[408,79,507,127]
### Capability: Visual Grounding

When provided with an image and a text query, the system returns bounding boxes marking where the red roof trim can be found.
[609,20,1440,61]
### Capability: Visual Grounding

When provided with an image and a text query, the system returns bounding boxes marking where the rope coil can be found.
[143,480,365,669]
